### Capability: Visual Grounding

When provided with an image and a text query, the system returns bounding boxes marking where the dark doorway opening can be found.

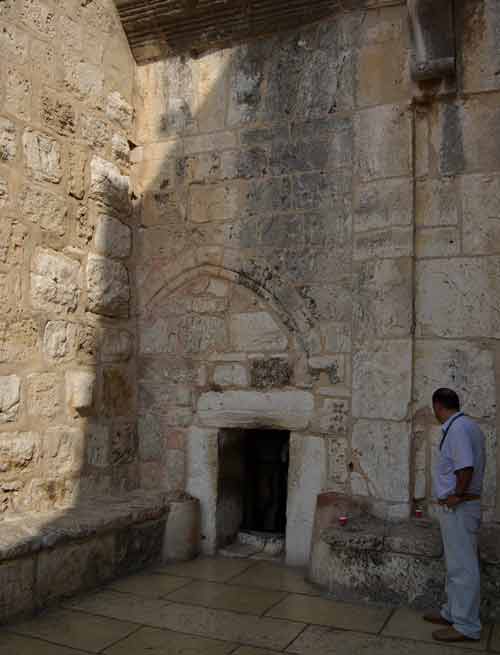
[217,429,290,548]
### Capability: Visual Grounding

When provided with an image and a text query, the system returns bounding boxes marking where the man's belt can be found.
[438,494,481,504]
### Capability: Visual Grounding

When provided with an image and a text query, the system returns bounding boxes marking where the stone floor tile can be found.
[233,648,283,654]
[6,608,137,653]
[65,590,171,627]
[491,624,500,652]
[109,572,191,599]
[166,580,288,615]
[286,625,478,655]
[156,557,254,583]
[229,562,320,595]
[104,626,236,655]
[154,601,305,650]
[267,594,390,633]
[382,609,491,651]
[0,632,89,655]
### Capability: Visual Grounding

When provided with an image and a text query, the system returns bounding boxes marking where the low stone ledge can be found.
[0,490,174,624]
[309,493,500,621]
[0,490,170,561]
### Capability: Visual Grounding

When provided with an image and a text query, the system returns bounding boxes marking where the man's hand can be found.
[444,495,462,508]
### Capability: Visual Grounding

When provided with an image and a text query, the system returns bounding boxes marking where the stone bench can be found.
[308,493,500,622]
[0,490,173,624]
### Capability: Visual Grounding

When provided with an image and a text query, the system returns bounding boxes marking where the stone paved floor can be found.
[1,557,499,654]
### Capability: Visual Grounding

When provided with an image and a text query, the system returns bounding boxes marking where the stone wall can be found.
[0,0,138,517]
[133,0,500,563]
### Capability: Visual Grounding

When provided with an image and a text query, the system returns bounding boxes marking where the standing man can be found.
[424,388,486,643]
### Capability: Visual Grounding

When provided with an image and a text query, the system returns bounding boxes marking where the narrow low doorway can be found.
[217,428,290,548]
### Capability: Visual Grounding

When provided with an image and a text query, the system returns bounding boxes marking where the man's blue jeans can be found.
[439,500,481,640]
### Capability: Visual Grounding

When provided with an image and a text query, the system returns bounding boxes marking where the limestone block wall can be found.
[0,0,139,517]
[134,0,500,547]
[412,0,500,522]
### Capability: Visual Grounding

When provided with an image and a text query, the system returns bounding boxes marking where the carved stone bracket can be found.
[408,0,456,81]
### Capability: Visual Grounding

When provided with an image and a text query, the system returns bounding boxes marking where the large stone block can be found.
[355,105,411,181]
[354,227,413,260]
[353,340,412,421]
[66,369,96,414]
[286,434,327,566]
[89,157,130,212]
[414,340,496,420]
[19,0,56,37]
[27,373,60,419]
[0,375,20,423]
[30,248,80,314]
[43,321,78,361]
[68,146,88,200]
[416,227,459,258]
[23,129,62,184]
[94,214,132,259]
[415,178,458,227]
[80,112,111,150]
[416,258,500,338]
[86,254,130,318]
[20,185,67,235]
[0,117,16,162]
[459,0,500,94]
[354,178,413,231]
[0,23,28,62]
[41,94,76,136]
[352,420,411,503]
[230,311,287,352]
[353,258,413,342]
[188,182,240,223]
[462,174,500,255]
[106,91,134,130]
[140,315,227,355]
[5,65,31,121]
[63,56,104,102]
[197,390,314,430]
[0,319,38,363]
[432,96,500,174]
[213,364,249,388]
[102,368,134,418]
[43,426,85,475]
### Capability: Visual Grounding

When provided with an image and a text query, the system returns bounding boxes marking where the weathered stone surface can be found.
[0,23,28,62]
[5,66,31,120]
[326,437,349,491]
[86,254,130,318]
[66,369,96,413]
[353,341,412,420]
[230,312,287,352]
[415,178,458,227]
[352,420,411,503]
[106,91,134,130]
[27,373,60,418]
[462,174,500,255]
[0,175,8,208]
[197,390,314,430]
[355,105,411,181]
[0,319,38,363]
[416,227,459,258]
[102,329,133,363]
[354,178,412,231]
[316,398,350,436]
[353,259,413,342]
[0,432,38,475]
[30,248,80,314]
[188,182,240,223]
[22,129,62,183]
[63,55,104,102]
[102,368,134,418]
[416,258,500,338]
[43,321,78,361]
[0,375,20,423]
[111,132,130,164]
[213,364,248,387]
[250,358,291,389]
[414,340,495,420]
[68,146,88,199]
[141,315,227,355]
[0,117,17,162]
[94,214,132,259]
[460,0,500,94]
[308,356,345,383]
[89,157,130,211]
[287,434,327,566]
[80,112,111,150]
[41,94,76,136]
[20,185,67,235]
[87,425,110,468]
[354,227,413,260]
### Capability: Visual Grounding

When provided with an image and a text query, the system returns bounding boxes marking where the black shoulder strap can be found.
[439,414,463,451]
